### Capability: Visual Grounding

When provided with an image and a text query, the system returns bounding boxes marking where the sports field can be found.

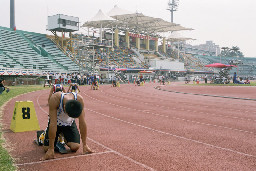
[1,82,256,170]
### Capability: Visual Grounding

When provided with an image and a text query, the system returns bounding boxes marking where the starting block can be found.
[10,101,40,132]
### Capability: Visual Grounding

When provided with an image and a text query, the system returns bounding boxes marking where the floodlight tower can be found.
[167,0,179,23]
[10,0,16,30]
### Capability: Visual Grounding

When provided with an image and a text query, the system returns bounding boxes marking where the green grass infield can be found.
[0,85,48,171]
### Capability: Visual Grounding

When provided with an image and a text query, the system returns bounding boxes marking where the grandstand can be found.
[2,23,256,80]
[0,26,79,73]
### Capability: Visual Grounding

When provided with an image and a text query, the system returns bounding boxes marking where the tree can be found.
[219,46,244,57]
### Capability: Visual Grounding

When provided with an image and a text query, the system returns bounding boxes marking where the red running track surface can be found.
[2,82,256,170]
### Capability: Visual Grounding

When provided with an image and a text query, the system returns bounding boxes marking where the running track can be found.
[2,82,256,170]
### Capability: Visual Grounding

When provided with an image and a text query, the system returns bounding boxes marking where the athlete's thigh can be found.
[62,121,80,144]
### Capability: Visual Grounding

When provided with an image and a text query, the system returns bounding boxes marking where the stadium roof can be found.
[110,13,192,33]
[167,35,196,42]
[107,5,133,16]
[165,32,195,42]
[82,6,193,35]
[81,9,116,28]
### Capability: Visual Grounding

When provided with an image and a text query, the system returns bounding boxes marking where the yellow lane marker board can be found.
[10,101,40,132]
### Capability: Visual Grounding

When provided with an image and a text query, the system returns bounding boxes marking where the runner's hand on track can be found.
[43,149,55,160]
[83,144,93,154]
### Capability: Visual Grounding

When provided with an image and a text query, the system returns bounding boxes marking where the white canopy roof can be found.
[89,9,115,22]
[167,33,195,42]
[82,9,116,28]
[82,9,193,35]
[107,5,132,16]
[111,13,193,34]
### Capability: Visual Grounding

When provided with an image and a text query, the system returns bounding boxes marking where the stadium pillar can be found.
[163,37,166,53]
[69,32,74,53]
[114,28,119,47]
[146,36,150,51]
[100,23,103,43]
[126,31,130,48]
[136,33,140,50]
[155,37,159,52]
[61,30,64,48]
[111,26,114,50]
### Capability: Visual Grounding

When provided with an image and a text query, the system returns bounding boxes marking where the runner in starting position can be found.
[37,91,92,160]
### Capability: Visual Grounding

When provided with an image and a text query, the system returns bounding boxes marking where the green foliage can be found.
[0,138,16,171]
[0,85,47,171]
[219,46,244,57]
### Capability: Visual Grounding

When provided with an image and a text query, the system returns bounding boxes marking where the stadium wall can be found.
[149,59,184,71]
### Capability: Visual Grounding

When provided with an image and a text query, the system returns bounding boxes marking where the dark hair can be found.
[65,100,83,118]
[55,88,62,92]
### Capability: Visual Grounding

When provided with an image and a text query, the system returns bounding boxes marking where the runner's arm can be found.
[62,86,66,93]
[78,97,92,154]
[47,87,54,103]
[67,85,71,93]
[44,95,58,160]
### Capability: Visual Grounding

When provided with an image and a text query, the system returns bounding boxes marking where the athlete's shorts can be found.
[44,121,80,146]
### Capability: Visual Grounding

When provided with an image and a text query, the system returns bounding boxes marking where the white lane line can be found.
[36,92,155,171]
[122,87,256,117]
[88,138,155,171]
[87,108,256,158]
[83,92,255,135]
[37,93,48,115]
[15,151,114,166]
[101,88,256,122]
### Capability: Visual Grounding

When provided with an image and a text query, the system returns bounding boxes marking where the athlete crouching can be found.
[43,92,92,160]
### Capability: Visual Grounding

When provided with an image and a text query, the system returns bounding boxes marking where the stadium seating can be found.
[195,55,256,77]
[0,26,79,72]
[2,25,256,78]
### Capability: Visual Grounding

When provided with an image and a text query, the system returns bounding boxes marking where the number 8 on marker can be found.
[22,107,30,119]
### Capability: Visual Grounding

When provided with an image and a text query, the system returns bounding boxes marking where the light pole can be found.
[167,0,179,23]
[92,45,95,75]
[107,46,111,80]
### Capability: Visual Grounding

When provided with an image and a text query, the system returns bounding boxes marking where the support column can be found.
[114,28,119,47]
[163,37,166,53]
[146,36,150,50]
[136,33,140,50]
[61,30,64,48]
[155,37,158,52]
[125,31,130,48]
[69,32,74,53]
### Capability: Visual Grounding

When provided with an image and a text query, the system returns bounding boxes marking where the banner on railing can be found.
[128,33,158,41]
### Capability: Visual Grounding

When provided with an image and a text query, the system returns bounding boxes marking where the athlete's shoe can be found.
[55,141,68,154]
[34,130,45,146]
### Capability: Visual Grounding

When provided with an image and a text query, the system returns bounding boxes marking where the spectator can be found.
[0,79,9,94]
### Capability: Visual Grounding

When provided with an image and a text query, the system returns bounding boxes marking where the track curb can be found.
[154,86,256,101]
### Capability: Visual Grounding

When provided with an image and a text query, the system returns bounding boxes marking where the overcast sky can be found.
[0,0,255,57]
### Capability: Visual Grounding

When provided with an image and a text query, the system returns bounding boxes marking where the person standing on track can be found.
[43,91,92,160]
